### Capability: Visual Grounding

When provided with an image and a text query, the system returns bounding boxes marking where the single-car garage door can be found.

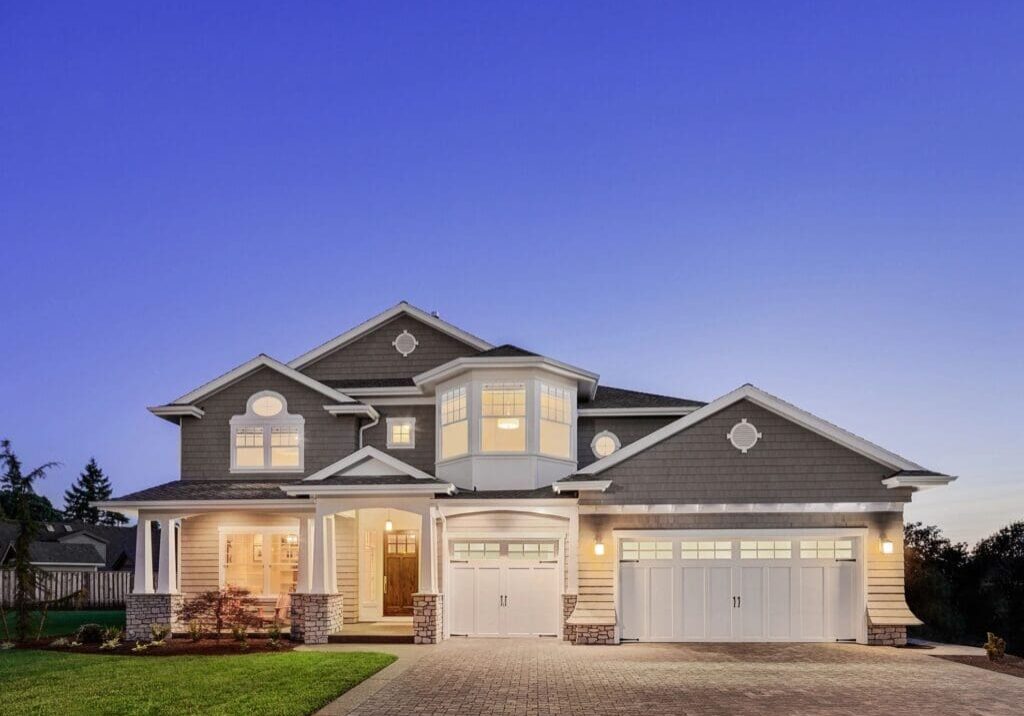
[619,534,861,642]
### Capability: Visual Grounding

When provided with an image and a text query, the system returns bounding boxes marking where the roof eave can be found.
[552,480,611,493]
[280,483,456,497]
[882,475,957,492]
[413,356,600,399]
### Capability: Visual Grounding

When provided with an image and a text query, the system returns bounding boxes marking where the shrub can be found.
[177,586,261,640]
[187,620,203,642]
[985,632,1007,661]
[0,641,15,650]
[150,623,171,642]
[75,623,106,644]
[99,637,121,650]
[231,623,248,642]
[49,637,70,648]
[267,620,282,649]
[103,626,123,642]
[131,641,149,653]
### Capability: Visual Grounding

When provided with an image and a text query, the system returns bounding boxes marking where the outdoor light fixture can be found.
[594,539,605,556]
[285,534,298,545]
[497,418,520,430]
[881,538,894,554]
[385,509,393,532]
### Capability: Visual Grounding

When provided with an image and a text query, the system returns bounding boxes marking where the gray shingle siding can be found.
[360,404,437,474]
[299,315,481,382]
[180,366,358,480]
[582,399,913,505]
[577,416,677,468]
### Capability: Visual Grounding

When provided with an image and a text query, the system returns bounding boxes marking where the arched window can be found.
[230,391,304,472]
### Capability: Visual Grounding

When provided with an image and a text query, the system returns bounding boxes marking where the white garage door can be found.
[448,541,561,637]
[620,535,859,642]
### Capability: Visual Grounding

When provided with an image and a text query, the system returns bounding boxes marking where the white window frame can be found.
[439,385,469,460]
[218,525,300,597]
[480,382,527,454]
[539,383,572,459]
[386,417,416,449]
[591,430,621,459]
[229,391,305,473]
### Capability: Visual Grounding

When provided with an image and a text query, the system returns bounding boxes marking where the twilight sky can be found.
[2,3,1021,545]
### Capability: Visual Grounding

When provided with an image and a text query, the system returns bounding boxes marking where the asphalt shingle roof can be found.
[26,542,104,565]
[475,344,539,358]
[109,480,300,502]
[580,385,705,410]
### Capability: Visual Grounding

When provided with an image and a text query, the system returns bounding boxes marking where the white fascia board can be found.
[323,404,380,419]
[91,499,312,517]
[414,356,600,399]
[552,480,612,493]
[576,384,927,476]
[578,502,905,514]
[363,397,435,406]
[882,475,957,491]
[340,387,426,397]
[169,354,357,406]
[148,405,205,420]
[288,302,493,370]
[281,483,455,496]
[303,445,437,482]
[577,407,699,417]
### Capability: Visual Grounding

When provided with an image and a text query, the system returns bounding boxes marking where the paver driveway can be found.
[343,639,1024,716]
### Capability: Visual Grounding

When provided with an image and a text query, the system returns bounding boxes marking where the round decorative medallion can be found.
[392,330,419,357]
[727,419,762,453]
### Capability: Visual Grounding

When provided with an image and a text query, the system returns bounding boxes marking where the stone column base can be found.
[413,593,442,644]
[562,594,578,642]
[126,593,183,641]
[290,593,344,644]
[868,624,907,646]
[573,623,617,645]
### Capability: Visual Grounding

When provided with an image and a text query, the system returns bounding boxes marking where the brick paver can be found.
[345,639,1024,715]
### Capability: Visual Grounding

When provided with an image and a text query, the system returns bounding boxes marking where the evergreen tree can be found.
[63,457,127,525]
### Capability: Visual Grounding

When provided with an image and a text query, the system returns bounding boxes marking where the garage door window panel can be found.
[681,541,732,560]
[621,541,673,560]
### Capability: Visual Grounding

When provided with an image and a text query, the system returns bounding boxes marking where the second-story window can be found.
[481,383,526,452]
[230,391,304,472]
[539,383,572,459]
[440,386,468,459]
[387,417,416,449]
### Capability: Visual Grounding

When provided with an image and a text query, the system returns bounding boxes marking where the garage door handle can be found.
[737,596,741,608]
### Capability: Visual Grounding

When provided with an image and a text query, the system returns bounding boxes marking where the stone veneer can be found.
[562,594,578,642]
[867,624,907,646]
[126,593,183,641]
[413,593,443,644]
[573,623,617,645]
[290,593,344,645]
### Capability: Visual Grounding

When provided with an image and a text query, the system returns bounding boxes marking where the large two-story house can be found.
[99,302,954,645]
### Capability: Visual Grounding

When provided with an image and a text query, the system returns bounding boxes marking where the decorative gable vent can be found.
[727,419,762,453]
[393,330,419,357]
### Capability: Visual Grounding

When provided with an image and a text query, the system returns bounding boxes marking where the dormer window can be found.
[481,383,526,452]
[440,386,468,459]
[230,391,304,472]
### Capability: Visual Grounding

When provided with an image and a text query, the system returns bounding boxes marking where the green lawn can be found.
[1,610,124,638]
[0,649,397,715]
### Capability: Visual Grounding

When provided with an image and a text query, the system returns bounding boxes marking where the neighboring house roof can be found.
[0,541,105,567]
[569,383,954,480]
[0,519,142,571]
[288,301,493,370]
[580,385,705,411]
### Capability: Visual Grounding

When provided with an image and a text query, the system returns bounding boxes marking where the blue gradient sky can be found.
[2,3,1021,544]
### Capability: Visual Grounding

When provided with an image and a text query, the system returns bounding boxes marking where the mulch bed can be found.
[30,637,296,656]
[937,654,1024,679]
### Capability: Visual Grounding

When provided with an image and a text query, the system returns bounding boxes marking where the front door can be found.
[383,530,418,617]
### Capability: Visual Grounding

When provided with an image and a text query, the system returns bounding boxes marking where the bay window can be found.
[481,383,526,452]
[440,386,468,459]
[222,529,299,596]
[539,383,572,458]
[230,391,304,472]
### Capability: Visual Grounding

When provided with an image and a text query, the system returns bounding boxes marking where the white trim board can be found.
[288,301,493,369]
[148,405,205,420]
[577,502,905,514]
[167,354,358,407]
[280,483,455,496]
[882,475,957,491]
[577,407,698,417]
[413,356,600,400]
[302,446,436,482]
[552,480,611,493]
[576,383,931,475]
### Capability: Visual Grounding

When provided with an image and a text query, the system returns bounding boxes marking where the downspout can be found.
[358,413,379,448]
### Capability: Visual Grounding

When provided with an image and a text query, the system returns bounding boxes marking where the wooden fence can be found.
[0,570,132,609]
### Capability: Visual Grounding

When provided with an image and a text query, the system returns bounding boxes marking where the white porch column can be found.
[419,508,436,593]
[310,512,336,595]
[156,516,179,594]
[296,516,314,594]
[567,508,580,593]
[326,515,338,594]
[133,516,154,594]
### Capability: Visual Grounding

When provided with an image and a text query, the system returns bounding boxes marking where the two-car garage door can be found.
[620,535,861,642]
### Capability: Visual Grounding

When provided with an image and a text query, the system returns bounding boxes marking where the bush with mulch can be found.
[39,637,295,656]
[937,653,1024,679]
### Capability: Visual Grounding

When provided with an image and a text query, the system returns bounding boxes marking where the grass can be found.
[0,649,397,715]
[0,610,124,639]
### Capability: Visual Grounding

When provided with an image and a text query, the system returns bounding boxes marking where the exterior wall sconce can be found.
[881,538,894,554]
[594,539,605,556]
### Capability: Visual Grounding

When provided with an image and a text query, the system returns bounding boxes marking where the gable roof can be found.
[574,383,946,477]
[157,354,358,411]
[0,541,105,566]
[288,301,493,370]
[302,446,437,482]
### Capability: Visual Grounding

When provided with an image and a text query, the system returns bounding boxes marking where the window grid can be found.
[452,542,500,560]
[270,426,299,446]
[482,383,526,417]
[539,384,571,424]
[387,418,415,448]
[508,542,557,560]
[236,426,264,447]
[681,541,733,560]
[740,540,792,559]
[621,541,674,560]
[800,540,854,559]
[440,386,467,425]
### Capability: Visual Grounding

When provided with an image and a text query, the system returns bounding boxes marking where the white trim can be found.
[362,397,435,406]
[613,527,869,538]
[323,403,380,418]
[414,356,600,400]
[169,354,357,406]
[91,499,312,518]
[882,474,957,491]
[577,502,905,514]
[552,480,611,493]
[288,302,493,369]
[148,405,205,420]
[281,483,455,496]
[230,391,305,474]
[302,445,437,481]
[590,430,621,459]
[577,407,699,417]
[577,384,929,475]
[341,387,427,397]
[386,417,416,449]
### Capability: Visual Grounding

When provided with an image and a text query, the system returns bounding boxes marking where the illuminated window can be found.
[800,540,854,560]
[681,541,732,560]
[222,530,299,596]
[740,540,792,559]
[387,417,416,449]
[452,542,500,560]
[508,542,556,560]
[591,431,620,458]
[230,391,304,471]
[539,383,572,458]
[481,383,526,452]
[621,541,674,560]
[440,386,468,459]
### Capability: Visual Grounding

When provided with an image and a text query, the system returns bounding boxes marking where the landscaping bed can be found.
[937,654,1024,679]
[38,635,297,656]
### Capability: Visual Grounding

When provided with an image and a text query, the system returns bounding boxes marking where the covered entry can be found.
[618,530,864,643]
